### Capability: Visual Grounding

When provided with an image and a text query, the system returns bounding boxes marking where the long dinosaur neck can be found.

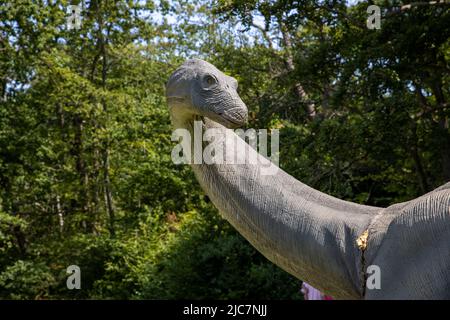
[173,115,380,299]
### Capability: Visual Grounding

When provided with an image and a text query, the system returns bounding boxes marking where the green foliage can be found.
[135,208,300,299]
[0,0,448,299]
[0,260,57,299]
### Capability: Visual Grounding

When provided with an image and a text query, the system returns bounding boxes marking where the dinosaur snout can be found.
[222,107,247,127]
[220,95,248,128]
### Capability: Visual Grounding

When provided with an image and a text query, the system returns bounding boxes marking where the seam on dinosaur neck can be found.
[356,229,369,298]
[356,208,395,298]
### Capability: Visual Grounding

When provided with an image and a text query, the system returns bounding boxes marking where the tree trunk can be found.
[278,20,316,121]
[430,80,450,181]
[56,195,64,234]
[73,114,90,232]
[410,137,429,194]
[98,7,115,237]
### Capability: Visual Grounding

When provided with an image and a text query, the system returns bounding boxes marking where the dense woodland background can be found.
[0,0,449,299]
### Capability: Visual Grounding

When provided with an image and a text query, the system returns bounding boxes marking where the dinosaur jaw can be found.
[202,110,247,129]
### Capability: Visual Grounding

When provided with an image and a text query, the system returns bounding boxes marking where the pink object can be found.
[301,282,333,300]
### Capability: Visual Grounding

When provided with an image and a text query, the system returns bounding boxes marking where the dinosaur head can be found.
[166,59,248,128]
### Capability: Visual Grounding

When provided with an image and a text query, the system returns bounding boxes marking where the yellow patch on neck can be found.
[356,230,369,251]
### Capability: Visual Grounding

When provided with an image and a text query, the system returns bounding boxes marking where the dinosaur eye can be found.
[203,75,217,88]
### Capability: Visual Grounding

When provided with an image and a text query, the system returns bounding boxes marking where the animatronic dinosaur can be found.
[166,58,450,299]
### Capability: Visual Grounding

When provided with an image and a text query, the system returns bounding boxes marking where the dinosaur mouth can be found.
[216,109,248,128]
[201,110,246,128]
[216,116,246,129]
[221,115,245,127]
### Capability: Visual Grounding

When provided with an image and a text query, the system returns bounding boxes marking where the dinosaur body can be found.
[166,59,450,299]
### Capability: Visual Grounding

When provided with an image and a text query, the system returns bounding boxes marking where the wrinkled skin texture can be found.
[166,59,450,299]
[166,59,247,129]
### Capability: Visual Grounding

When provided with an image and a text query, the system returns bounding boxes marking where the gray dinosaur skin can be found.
[166,59,450,299]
